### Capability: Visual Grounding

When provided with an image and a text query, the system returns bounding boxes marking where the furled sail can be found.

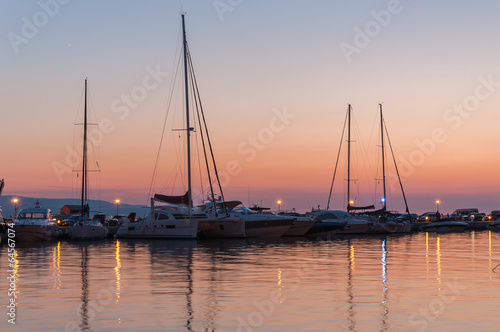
[154,192,191,206]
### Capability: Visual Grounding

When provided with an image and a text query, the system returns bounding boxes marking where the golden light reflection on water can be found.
[115,240,122,303]
[350,244,355,271]
[13,250,19,298]
[488,231,492,279]
[426,232,429,276]
[52,241,62,290]
[2,233,500,331]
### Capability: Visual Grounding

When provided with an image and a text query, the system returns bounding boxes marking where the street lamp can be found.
[12,198,19,219]
[436,200,440,213]
[115,199,120,215]
[277,200,282,213]
[349,200,354,206]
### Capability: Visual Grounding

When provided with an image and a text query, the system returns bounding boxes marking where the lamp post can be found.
[115,199,120,215]
[277,200,282,213]
[12,198,19,219]
[436,200,440,213]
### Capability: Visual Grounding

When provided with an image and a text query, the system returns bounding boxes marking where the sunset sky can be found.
[1,0,500,214]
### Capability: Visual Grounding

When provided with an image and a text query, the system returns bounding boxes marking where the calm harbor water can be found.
[1,231,500,331]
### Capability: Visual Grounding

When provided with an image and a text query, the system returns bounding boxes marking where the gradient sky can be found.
[1,0,500,214]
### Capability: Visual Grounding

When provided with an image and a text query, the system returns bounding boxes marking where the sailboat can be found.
[67,79,108,240]
[309,104,372,235]
[116,14,200,239]
[365,104,412,233]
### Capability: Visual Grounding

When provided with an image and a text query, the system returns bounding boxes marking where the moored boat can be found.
[12,200,60,242]
[66,79,108,240]
[199,200,293,237]
[308,210,370,234]
[419,220,468,233]
[116,196,198,239]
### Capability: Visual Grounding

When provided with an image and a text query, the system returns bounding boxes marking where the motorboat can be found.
[419,220,468,233]
[308,210,371,234]
[12,200,60,242]
[199,200,293,237]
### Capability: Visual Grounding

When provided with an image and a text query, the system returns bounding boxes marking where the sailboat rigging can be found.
[67,79,108,240]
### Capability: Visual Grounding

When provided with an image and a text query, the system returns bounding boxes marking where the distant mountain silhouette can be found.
[0,195,146,219]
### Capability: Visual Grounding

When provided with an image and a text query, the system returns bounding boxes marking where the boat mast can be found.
[81,78,88,219]
[347,104,351,212]
[380,104,386,212]
[182,14,193,216]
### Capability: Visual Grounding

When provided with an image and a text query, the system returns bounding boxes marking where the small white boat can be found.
[116,198,198,239]
[12,201,60,242]
[419,221,468,233]
[67,218,108,240]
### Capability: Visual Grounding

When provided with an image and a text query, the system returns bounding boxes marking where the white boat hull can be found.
[116,219,198,239]
[13,224,58,242]
[68,224,108,240]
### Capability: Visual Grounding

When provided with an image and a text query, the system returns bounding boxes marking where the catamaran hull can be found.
[198,218,245,238]
[116,220,198,239]
[68,224,108,240]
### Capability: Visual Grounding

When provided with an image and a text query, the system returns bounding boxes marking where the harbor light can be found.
[277,200,282,213]
[12,198,19,219]
[115,199,120,215]
[436,200,440,213]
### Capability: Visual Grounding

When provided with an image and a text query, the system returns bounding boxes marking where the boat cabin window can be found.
[233,207,254,215]
[19,212,47,219]
[155,213,170,220]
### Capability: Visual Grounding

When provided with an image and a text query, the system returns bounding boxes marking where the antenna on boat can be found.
[182,13,193,217]
[380,103,387,212]
[81,78,88,221]
[347,104,352,212]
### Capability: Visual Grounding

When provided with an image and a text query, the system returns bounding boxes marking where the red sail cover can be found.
[154,192,191,206]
